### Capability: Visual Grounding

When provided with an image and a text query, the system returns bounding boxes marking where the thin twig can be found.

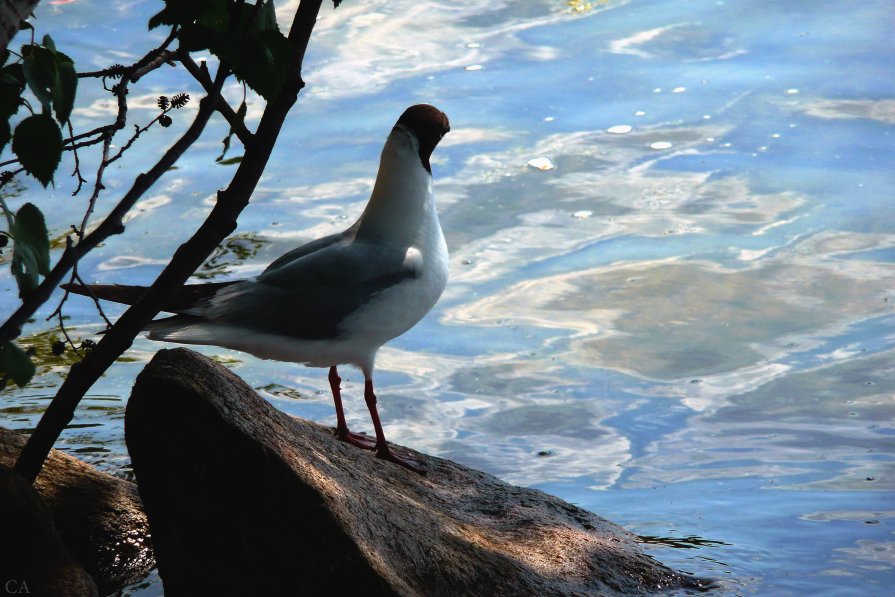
[67,121,88,196]
[56,312,82,358]
[179,52,253,147]
[66,124,118,144]
[77,130,113,238]
[105,110,170,166]
[44,239,84,356]
[72,270,112,329]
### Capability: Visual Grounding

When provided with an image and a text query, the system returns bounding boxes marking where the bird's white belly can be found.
[344,265,445,345]
[339,228,448,357]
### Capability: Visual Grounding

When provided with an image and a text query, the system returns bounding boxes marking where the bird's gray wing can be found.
[260,222,357,274]
[187,238,422,340]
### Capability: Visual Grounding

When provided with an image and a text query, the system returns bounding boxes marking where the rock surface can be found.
[127,348,708,596]
[0,463,98,597]
[0,426,154,595]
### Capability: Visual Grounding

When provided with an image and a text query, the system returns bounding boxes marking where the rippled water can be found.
[2,1,893,595]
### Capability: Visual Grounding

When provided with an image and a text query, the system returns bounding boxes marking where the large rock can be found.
[0,463,98,597]
[0,427,154,595]
[127,348,709,596]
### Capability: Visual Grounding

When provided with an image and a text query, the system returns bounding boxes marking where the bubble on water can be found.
[526,157,555,170]
[634,110,646,116]
[771,133,781,138]
[465,64,483,71]
[653,87,662,93]
[544,116,555,122]
[572,210,593,219]
[786,88,800,94]
[466,42,481,48]
[607,124,632,134]
[672,86,686,93]
[650,141,673,150]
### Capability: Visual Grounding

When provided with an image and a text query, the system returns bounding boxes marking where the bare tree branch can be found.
[179,51,253,147]
[14,0,325,484]
[1,68,211,345]
[0,0,40,52]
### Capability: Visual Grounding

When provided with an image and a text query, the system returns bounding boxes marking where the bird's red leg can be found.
[363,378,425,475]
[329,366,376,450]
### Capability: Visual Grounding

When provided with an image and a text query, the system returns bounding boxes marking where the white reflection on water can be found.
[375,347,631,487]
[609,22,747,62]
[282,0,619,99]
[626,349,895,490]
[794,98,895,125]
[828,539,895,575]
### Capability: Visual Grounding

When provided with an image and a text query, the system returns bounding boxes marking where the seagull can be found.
[65,104,451,474]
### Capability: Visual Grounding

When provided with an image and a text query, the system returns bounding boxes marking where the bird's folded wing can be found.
[191,240,422,340]
[260,226,354,274]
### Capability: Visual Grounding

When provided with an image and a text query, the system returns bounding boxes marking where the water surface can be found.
[2,0,893,594]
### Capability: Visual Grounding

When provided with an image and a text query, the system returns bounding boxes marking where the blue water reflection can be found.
[2,0,893,594]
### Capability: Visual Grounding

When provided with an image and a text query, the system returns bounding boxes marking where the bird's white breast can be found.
[340,190,449,354]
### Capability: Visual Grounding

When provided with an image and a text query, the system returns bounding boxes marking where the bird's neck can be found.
[355,132,434,248]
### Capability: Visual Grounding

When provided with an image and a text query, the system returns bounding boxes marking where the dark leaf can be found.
[158,114,172,127]
[216,156,243,165]
[0,64,25,118]
[22,44,57,113]
[178,23,219,53]
[255,0,280,33]
[53,58,77,124]
[194,0,230,33]
[334,0,343,7]
[0,119,9,154]
[157,95,169,110]
[148,0,224,30]
[12,114,62,187]
[11,202,50,298]
[217,28,291,100]
[0,63,24,88]
[14,203,50,277]
[42,34,57,53]
[0,341,35,388]
[0,49,8,68]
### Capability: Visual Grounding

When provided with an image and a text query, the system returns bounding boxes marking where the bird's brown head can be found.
[396,104,450,174]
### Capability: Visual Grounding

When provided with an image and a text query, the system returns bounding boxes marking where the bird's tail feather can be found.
[61,283,147,306]
[61,281,237,314]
